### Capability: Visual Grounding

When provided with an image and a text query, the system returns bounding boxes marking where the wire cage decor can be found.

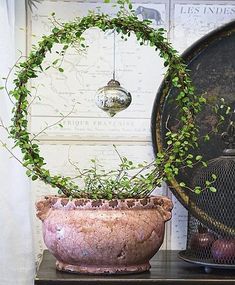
[179,113,235,272]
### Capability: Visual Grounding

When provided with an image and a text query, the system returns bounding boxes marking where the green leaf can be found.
[199,96,206,103]
[26,170,32,176]
[195,188,201,194]
[202,161,208,167]
[209,187,217,193]
[52,27,59,34]
[226,106,231,114]
[52,59,59,65]
[211,174,217,180]
[164,61,169,67]
[204,134,210,141]
[196,155,202,161]
[58,67,64,72]
[32,175,38,181]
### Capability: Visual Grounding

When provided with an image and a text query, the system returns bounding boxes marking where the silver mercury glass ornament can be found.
[95,31,132,117]
[95,79,132,117]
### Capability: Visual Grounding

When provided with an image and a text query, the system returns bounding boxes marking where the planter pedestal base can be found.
[56,260,150,275]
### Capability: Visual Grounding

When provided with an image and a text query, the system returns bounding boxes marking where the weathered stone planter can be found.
[36,195,173,274]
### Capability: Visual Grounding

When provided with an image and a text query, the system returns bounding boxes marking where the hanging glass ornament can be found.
[95,31,132,117]
[95,79,132,117]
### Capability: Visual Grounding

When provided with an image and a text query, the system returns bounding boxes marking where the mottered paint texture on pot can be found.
[36,196,173,274]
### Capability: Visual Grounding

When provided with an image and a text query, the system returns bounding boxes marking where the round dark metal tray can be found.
[178,250,235,273]
[151,20,235,234]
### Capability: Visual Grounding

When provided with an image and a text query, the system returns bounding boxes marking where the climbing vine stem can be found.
[8,2,210,199]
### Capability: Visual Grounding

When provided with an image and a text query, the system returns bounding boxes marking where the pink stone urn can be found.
[36,195,173,274]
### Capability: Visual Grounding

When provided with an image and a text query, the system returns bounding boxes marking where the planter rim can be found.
[36,195,173,221]
[37,194,172,209]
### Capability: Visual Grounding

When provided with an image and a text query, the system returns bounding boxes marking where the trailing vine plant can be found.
[4,0,217,199]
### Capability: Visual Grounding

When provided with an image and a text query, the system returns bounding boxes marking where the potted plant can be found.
[1,0,216,275]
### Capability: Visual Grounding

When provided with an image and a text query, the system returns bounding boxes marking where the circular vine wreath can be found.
[10,5,206,199]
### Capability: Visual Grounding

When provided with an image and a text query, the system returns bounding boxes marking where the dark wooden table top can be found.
[35,250,235,285]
